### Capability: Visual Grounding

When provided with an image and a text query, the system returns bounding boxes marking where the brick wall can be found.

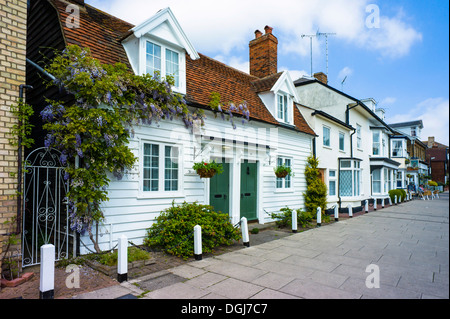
[0,0,28,277]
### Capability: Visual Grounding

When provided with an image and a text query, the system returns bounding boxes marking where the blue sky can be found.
[87,0,449,145]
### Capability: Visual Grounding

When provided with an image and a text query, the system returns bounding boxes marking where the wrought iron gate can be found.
[22,147,73,267]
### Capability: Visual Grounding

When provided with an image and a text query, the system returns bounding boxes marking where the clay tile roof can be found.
[49,0,315,135]
[50,0,134,67]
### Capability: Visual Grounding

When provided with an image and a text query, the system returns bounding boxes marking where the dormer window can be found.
[145,41,180,88]
[277,93,291,124]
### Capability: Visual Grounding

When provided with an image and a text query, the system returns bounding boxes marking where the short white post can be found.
[334,205,339,222]
[388,196,392,206]
[117,235,128,283]
[292,210,298,233]
[316,207,322,227]
[348,204,353,218]
[374,199,377,211]
[194,225,202,260]
[394,195,397,205]
[382,198,385,208]
[40,244,55,299]
[241,217,250,247]
[365,200,369,213]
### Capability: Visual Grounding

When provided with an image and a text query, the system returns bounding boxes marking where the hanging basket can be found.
[196,168,217,178]
[275,170,289,178]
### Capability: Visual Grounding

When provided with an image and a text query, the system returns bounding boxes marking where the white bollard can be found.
[388,197,392,206]
[394,195,397,205]
[292,210,298,233]
[40,244,55,299]
[317,207,322,227]
[374,199,377,211]
[194,225,202,261]
[348,204,353,218]
[365,200,369,213]
[334,205,339,222]
[382,198,385,208]
[241,217,250,247]
[118,235,128,283]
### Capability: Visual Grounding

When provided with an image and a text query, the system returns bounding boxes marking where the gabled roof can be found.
[129,7,199,60]
[45,0,315,136]
[294,76,394,133]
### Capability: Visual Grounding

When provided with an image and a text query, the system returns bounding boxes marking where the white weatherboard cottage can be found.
[79,8,315,253]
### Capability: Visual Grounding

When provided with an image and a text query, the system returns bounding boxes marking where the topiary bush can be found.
[389,189,405,203]
[144,202,241,259]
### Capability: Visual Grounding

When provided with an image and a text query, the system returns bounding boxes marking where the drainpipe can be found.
[16,84,33,234]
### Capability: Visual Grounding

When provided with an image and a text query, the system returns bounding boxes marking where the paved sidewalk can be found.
[74,193,449,300]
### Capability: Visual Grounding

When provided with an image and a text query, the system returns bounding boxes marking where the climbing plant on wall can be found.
[41,45,249,252]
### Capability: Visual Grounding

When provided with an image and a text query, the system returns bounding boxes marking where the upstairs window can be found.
[146,41,181,89]
[411,127,417,137]
[323,126,331,147]
[356,124,362,149]
[277,93,290,123]
[146,42,162,79]
[372,131,380,156]
[339,132,345,151]
[165,49,179,87]
[392,140,403,157]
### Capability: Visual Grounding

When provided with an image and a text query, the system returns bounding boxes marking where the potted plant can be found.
[193,161,224,178]
[274,164,293,178]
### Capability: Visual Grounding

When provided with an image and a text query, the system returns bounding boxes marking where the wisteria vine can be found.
[42,45,250,252]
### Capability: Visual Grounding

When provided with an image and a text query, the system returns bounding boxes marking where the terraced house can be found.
[25,0,316,256]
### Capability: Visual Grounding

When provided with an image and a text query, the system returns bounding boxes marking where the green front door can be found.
[240,161,258,221]
[209,163,230,215]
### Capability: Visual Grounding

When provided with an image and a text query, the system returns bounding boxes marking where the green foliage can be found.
[193,161,224,175]
[389,189,406,202]
[8,98,35,149]
[274,164,293,178]
[144,202,241,259]
[303,156,327,216]
[270,206,313,228]
[94,247,151,267]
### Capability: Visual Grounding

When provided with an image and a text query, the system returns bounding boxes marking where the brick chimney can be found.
[314,72,328,85]
[249,26,278,78]
[428,136,435,148]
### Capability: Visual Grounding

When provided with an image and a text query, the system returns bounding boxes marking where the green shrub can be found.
[270,207,313,228]
[144,202,241,259]
[94,247,151,266]
[389,189,405,203]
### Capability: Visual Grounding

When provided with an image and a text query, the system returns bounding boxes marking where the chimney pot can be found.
[255,30,263,39]
[264,25,273,34]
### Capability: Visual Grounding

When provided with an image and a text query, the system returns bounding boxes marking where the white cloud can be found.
[380,97,397,105]
[279,67,309,81]
[213,55,249,74]
[87,0,422,59]
[387,98,449,145]
[338,67,353,81]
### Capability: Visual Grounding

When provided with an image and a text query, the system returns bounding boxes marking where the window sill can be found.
[323,145,332,150]
[274,188,295,194]
[137,191,186,200]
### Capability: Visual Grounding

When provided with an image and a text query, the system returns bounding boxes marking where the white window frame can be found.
[328,170,337,197]
[339,159,361,197]
[372,131,381,156]
[323,126,331,148]
[372,169,382,194]
[276,156,293,191]
[276,92,292,124]
[339,132,345,152]
[139,140,184,199]
[140,37,186,94]
[391,140,404,158]
[356,124,362,149]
